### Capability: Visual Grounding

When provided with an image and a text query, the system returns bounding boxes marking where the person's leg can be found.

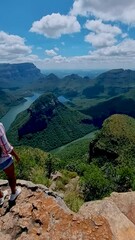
[4,163,16,194]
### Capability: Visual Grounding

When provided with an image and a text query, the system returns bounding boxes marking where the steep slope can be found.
[87,114,135,195]
[82,90,135,127]
[0,62,43,88]
[7,93,95,151]
[95,68,135,88]
[0,89,25,118]
[90,114,135,161]
[82,68,135,99]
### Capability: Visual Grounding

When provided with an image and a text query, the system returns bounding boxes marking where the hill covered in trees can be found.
[81,89,135,127]
[53,114,135,202]
[7,93,95,151]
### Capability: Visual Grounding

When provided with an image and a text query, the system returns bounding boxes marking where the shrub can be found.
[64,191,84,212]
[80,164,110,201]
[115,165,135,192]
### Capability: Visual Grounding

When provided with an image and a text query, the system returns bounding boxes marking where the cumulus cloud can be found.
[30,13,81,38]
[0,31,32,62]
[85,32,116,48]
[36,38,135,70]
[45,49,57,57]
[71,0,135,24]
[84,20,123,48]
[85,20,122,35]
[90,39,135,58]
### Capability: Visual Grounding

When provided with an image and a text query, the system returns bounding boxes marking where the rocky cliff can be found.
[0,63,42,88]
[0,180,112,240]
[1,179,135,239]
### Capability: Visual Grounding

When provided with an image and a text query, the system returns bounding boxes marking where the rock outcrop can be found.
[2,180,135,239]
[79,191,135,240]
[0,180,112,240]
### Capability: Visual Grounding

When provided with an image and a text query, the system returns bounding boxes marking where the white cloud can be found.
[0,31,31,54]
[90,39,135,58]
[0,31,32,62]
[85,20,122,35]
[45,49,57,57]
[71,0,135,24]
[84,20,123,48]
[30,13,81,38]
[35,38,135,70]
[85,32,116,48]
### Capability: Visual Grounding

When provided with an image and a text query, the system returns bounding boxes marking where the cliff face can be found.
[0,63,42,87]
[0,180,112,240]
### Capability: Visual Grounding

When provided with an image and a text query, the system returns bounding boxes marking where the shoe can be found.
[9,187,21,201]
[0,190,8,206]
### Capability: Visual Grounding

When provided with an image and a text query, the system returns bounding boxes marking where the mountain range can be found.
[0,62,43,88]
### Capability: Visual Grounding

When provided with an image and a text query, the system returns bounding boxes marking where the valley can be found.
[1,62,135,211]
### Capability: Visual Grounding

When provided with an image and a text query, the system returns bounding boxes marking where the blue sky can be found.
[0,0,135,70]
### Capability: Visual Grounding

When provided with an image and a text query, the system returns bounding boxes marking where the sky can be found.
[1,0,135,70]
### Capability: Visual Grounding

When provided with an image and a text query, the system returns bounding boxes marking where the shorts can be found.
[0,157,13,170]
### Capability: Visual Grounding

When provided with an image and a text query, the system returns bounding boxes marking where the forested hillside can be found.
[7,93,95,151]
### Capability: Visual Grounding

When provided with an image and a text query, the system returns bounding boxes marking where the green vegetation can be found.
[7,93,95,151]
[3,66,135,211]
[52,114,135,203]
[0,145,52,187]
[81,91,135,127]
[2,114,135,212]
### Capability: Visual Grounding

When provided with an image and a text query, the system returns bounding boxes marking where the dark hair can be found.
[0,146,3,157]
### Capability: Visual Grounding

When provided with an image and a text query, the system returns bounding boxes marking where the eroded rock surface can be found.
[0,180,112,240]
[79,191,135,240]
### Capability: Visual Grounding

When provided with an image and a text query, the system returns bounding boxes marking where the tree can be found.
[45,154,55,178]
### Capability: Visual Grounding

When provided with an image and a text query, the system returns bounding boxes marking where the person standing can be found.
[0,122,21,205]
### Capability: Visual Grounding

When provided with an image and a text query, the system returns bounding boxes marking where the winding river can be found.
[0,92,41,131]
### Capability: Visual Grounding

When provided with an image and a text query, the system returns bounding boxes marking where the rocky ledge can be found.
[0,180,135,240]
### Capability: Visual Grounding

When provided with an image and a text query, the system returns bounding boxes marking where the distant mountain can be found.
[0,62,43,88]
[81,89,135,127]
[96,69,135,87]
[32,68,135,101]
[7,93,95,151]
[82,69,135,99]
[0,89,25,118]
[32,73,93,98]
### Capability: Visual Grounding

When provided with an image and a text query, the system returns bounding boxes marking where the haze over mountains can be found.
[1,62,135,132]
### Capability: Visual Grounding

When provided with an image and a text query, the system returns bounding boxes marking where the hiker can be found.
[0,122,21,205]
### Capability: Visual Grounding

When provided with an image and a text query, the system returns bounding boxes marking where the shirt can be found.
[0,122,13,163]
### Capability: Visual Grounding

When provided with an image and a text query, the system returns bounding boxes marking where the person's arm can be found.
[10,149,20,163]
[0,129,20,163]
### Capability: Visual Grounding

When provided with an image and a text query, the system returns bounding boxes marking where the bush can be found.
[80,164,111,201]
[115,165,135,192]
[64,191,84,212]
